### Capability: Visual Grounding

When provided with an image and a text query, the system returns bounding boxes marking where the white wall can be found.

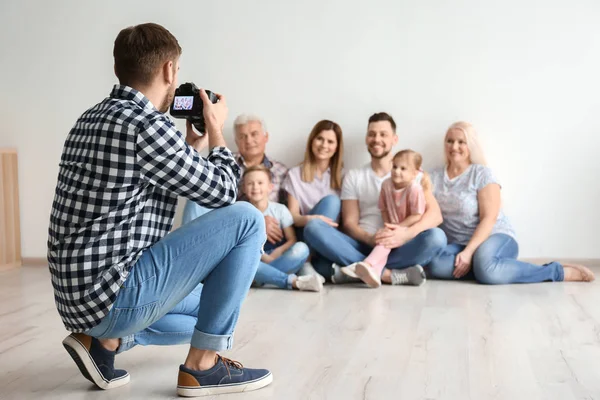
[1,0,599,258]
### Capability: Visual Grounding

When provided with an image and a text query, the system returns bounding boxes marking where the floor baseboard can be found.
[0,261,22,271]
[21,257,47,267]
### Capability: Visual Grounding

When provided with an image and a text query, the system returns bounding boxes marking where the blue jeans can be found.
[296,195,341,243]
[85,202,266,353]
[303,219,447,278]
[182,199,211,225]
[426,233,564,284]
[254,242,310,289]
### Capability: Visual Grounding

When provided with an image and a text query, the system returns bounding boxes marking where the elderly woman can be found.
[427,121,594,284]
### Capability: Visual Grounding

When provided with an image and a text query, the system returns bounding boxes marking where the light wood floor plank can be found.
[1,265,599,399]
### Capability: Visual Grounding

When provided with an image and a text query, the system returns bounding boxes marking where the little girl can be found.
[342,149,428,288]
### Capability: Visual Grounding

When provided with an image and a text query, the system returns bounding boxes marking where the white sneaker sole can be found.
[177,371,273,397]
[340,264,359,278]
[62,335,130,390]
[355,262,381,288]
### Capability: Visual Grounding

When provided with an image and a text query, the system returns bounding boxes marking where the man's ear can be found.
[163,60,175,85]
[264,131,269,143]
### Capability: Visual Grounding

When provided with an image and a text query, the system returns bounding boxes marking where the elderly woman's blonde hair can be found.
[445,121,487,166]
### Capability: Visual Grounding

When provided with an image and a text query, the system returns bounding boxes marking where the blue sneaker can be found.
[62,333,130,390]
[177,355,273,397]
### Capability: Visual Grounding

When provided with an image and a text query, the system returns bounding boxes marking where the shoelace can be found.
[218,355,244,378]
[391,271,409,285]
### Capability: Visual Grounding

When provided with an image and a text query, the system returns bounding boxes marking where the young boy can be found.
[243,165,322,292]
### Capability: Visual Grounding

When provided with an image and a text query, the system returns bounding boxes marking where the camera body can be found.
[169,82,218,133]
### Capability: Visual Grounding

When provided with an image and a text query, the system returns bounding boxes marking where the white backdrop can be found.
[1,0,599,258]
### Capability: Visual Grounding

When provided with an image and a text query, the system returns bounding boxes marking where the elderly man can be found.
[232,115,288,202]
[182,114,288,244]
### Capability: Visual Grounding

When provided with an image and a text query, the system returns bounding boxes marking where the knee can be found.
[304,218,329,242]
[289,242,310,260]
[426,256,454,279]
[230,202,266,232]
[421,228,447,253]
[312,195,341,221]
[472,253,502,285]
[321,195,341,210]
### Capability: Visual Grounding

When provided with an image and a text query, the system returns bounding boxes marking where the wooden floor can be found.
[2,265,600,400]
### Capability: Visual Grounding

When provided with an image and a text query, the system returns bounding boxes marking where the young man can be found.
[303,112,447,284]
[47,23,272,397]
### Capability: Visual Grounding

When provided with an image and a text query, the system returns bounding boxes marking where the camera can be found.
[169,82,218,133]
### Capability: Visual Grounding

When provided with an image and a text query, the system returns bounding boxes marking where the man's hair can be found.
[234,114,267,133]
[243,165,272,182]
[113,23,182,87]
[368,112,396,132]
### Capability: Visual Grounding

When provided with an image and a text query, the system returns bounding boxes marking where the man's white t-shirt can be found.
[341,164,391,235]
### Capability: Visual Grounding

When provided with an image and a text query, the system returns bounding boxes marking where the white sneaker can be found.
[298,262,326,284]
[355,262,381,288]
[331,264,361,284]
[295,275,323,292]
[340,263,359,278]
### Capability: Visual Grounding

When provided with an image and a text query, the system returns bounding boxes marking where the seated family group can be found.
[183,113,595,292]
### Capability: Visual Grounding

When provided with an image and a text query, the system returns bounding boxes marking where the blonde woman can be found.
[283,120,344,279]
[427,121,594,284]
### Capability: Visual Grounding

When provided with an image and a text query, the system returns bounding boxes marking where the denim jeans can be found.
[85,202,266,353]
[296,195,341,243]
[254,242,310,289]
[303,218,447,278]
[426,233,564,284]
[182,198,212,225]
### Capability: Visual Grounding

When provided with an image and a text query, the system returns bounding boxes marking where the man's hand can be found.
[265,216,284,244]
[375,223,413,249]
[185,120,209,153]
[200,89,227,136]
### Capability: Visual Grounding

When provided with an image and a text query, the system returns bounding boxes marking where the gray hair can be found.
[233,114,267,133]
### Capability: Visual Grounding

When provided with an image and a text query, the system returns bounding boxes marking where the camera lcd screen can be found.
[173,96,194,111]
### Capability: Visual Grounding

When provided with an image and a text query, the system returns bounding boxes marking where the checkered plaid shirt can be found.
[234,153,288,203]
[47,85,240,332]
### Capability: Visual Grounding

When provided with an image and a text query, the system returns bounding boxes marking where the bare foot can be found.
[563,263,595,282]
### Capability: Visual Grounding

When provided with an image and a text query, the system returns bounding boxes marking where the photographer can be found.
[48,23,272,397]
